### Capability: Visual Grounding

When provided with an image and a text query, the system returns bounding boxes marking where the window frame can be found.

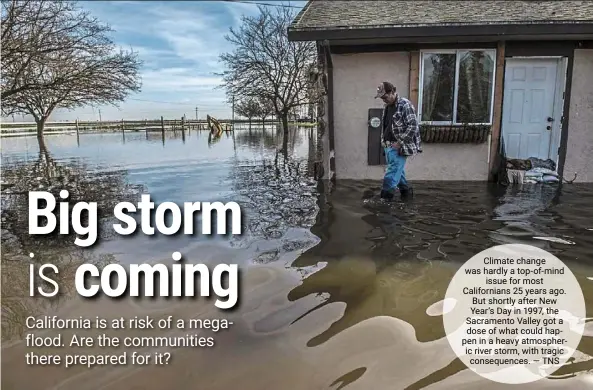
[417,48,497,126]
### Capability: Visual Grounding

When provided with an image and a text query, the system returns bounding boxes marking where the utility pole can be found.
[231,96,235,123]
[98,108,102,122]
[195,106,198,120]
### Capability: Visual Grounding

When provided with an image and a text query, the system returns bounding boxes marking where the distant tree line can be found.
[234,96,274,126]
[217,5,320,133]
[1,0,142,138]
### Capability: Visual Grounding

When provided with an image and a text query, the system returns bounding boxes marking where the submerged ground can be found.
[1,126,592,389]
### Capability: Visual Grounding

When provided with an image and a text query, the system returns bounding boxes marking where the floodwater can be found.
[1,126,592,389]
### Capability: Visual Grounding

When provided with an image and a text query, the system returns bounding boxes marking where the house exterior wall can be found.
[321,96,330,180]
[564,49,593,182]
[330,51,490,181]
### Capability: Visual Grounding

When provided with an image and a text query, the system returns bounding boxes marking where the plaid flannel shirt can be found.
[381,96,422,156]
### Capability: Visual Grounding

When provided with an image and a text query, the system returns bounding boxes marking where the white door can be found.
[501,58,559,160]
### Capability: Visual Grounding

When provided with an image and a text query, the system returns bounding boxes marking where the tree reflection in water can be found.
[229,125,321,259]
[1,137,144,341]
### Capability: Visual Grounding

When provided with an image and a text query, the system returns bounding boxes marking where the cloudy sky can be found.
[8,0,307,122]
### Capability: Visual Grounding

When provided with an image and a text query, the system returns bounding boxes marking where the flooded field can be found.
[1,126,592,389]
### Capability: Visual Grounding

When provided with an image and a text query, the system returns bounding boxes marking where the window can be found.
[418,49,496,125]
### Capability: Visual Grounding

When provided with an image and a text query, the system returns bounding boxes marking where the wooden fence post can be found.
[181,116,186,142]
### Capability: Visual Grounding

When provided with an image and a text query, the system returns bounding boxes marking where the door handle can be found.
[547,117,554,122]
[546,125,552,131]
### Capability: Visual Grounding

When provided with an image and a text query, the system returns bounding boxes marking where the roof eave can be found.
[287,22,593,42]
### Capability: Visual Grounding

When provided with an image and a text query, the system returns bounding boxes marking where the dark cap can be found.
[374,81,396,99]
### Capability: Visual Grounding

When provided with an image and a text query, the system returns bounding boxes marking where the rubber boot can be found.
[380,189,395,201]
[399,185,413,200]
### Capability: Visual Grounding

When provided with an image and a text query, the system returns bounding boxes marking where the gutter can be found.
[321,40,336,184]
[288,23,593,42]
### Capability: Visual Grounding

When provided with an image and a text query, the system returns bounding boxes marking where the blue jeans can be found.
[382,146,408,193]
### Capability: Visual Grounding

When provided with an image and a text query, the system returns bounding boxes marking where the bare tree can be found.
[217,4,317,136]
[257,96,275,125]
[1,0,142,136]
[1,1,83,101]
[235,97,261,127]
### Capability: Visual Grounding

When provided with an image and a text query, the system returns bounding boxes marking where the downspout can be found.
[322,39,336,185]
[557,51,574,183]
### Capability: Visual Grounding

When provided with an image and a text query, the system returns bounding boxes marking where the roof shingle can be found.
[290,1,593,31]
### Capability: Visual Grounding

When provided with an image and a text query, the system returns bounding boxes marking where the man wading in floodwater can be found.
[374,81,422,201]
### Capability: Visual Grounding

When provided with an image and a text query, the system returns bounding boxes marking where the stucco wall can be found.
[330,51,489,181]
[320,91,330,181]
[564,49,593,182]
